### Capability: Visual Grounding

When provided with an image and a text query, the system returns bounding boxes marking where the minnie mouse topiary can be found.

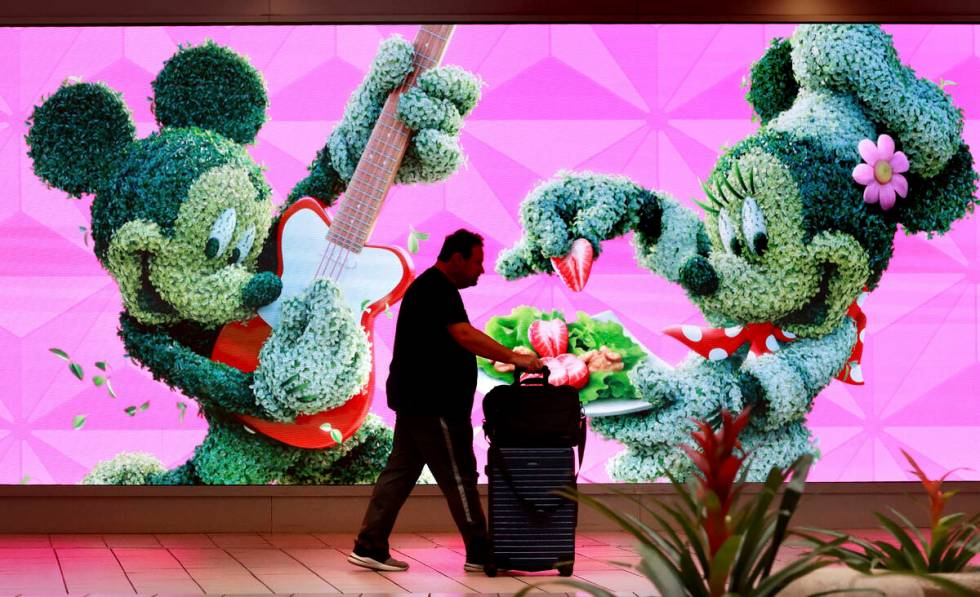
[497,25,977,481]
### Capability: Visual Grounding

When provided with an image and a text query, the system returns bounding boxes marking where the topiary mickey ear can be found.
[152,41,267,145]
[746,37,798,125]
[26,81,135,197]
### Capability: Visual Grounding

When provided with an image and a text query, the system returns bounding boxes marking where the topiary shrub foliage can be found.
[27,36,481,485]
[497,24,977,481]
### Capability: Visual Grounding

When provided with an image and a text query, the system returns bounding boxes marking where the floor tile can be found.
[102,534,162,548]
[260,533,328,549]
[207,533,272,548]
[253,572,338,593]
[50,534,106,548]
[155,534,218,548]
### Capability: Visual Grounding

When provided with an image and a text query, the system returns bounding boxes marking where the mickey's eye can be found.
[230,226,256,265]
[741,197,768,257]
[718,209,741,256]
[205,208,237,258]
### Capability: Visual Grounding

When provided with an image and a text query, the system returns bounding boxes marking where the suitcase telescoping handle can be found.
[513,366,550,385]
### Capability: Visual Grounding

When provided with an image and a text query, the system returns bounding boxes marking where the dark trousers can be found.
[354,414,489,562]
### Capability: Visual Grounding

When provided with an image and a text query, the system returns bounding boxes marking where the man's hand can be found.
[511,351,543,373]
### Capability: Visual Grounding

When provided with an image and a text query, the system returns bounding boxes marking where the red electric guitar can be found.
[211,25,456,449]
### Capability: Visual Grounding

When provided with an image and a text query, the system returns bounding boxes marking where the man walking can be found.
[348,229,543,573]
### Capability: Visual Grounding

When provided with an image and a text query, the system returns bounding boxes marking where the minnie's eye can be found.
[205,208,237,259]
[718,210,740,256]
[232,226,256,265]
[741,197,768,256]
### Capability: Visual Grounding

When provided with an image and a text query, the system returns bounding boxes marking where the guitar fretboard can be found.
[327,25,455,254]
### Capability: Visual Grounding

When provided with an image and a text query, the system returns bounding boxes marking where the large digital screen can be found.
[1,24,977,484]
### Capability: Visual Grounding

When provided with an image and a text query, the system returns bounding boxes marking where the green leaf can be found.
[92,375,106,387]
[407,234,419,254]
[330,429,343,443]
[177,401,187,423]
[708,534,742,596]
[635,543,693,597]
[319,422,333,432]
[69,362,84,380]
[19,475,30,485]
[72,414,87,430]
[105,379,117,398]
[124,406,137,416]
[415,231,429,240]
[139,401,150,411]
[49,348,70,361]
[359,299,371,312]
[876,512,928,571]
[95,361,107,371]
[385,303,393,319]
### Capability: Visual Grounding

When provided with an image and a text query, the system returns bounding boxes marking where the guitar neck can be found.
[328,25,455,253]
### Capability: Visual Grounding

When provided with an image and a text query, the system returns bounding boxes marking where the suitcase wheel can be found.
[484,563,498,577]
[558,563,574,577]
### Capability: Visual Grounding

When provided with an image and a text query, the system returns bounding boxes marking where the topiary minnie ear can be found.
[746,37,798,125]
[26,81,135,197]
[151,41,267,145]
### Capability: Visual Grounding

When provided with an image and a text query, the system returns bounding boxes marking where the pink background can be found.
[0,24,978,484]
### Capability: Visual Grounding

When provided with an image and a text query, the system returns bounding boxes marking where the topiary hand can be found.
[252,279,371,422]
[291,35,482,202]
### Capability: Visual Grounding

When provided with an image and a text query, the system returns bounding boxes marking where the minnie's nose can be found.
[679,255,718,297]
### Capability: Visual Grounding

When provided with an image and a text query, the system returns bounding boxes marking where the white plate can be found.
[475,310,670,417]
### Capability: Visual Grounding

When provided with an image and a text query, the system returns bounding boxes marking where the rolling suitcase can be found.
[481,368,586,577]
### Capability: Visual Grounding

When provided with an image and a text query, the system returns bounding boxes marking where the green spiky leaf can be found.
[49,348,70,361]
[95,361,107,371]
[92,375,106,387]
[72,414,87,430]
[124,406,137,416]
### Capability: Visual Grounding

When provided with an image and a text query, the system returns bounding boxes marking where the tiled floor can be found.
[0,531,654,596]
[0,530,953,596]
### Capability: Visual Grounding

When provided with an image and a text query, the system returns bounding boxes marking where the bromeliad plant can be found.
[798,450,979,590]
[524,408,846,597]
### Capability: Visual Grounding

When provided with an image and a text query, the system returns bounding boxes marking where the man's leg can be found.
[351,416,425,568]
[417,416,489,566]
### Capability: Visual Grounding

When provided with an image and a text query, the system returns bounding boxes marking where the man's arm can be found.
[448,322,543,371]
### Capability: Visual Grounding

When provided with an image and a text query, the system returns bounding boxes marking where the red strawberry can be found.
[541,356,569,386]
[550,238,594,292]
[557,353,590,389]
[528,318,568,357]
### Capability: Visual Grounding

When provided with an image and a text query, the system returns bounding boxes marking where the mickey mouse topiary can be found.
[28,37,480,484]
[498,24,977,481]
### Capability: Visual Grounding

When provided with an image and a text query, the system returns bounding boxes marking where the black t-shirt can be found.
[386,267,476,417]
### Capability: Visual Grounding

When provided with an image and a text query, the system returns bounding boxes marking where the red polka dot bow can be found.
[663,292,868,385]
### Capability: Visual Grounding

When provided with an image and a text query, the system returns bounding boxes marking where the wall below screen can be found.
[1,483,978,533]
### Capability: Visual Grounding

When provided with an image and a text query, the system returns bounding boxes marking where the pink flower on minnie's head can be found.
[852,134,909,210]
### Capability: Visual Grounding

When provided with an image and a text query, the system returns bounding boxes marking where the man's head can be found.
[436,228,485,288]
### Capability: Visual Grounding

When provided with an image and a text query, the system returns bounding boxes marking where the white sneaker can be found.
[463,561,485,573]
[347,552,410,572]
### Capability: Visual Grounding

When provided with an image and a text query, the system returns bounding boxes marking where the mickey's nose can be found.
[679,255,718,297]
[242,272,282,308]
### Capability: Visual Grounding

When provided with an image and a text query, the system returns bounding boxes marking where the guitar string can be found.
[321,26,442,283]
[317,26,446,288]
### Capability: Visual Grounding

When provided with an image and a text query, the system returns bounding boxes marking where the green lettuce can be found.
[478,306,648,404]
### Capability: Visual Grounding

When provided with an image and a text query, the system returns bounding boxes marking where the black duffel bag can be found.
[482,367,586,451]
